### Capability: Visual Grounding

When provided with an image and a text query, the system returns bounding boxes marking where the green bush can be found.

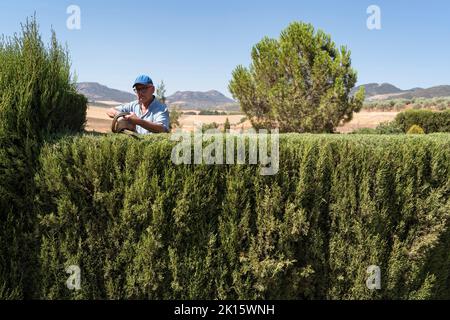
[27,134,450,299]
[407,125,425,134]
[0,18,87,139]
[351,121,403,135]
[375,121,404,134]
[0,17,87,299]
[395,110,450,133]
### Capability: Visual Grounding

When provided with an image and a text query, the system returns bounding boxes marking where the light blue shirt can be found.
[115,96,170,134]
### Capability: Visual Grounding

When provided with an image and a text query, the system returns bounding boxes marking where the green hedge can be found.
[23,133,449,299]
[395,110,450,133]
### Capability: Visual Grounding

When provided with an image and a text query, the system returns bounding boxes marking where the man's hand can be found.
[108,111,167,133]
[106,108,119,118]
[124,112,139,124]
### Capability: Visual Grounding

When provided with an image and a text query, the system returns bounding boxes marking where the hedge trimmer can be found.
[111,112,141,139]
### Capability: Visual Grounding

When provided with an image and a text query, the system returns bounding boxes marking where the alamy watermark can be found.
[367,5,381,30]
[170,124,279,176]
[67,5,81,30]
[366,265,381,290]
[66,265,81,291]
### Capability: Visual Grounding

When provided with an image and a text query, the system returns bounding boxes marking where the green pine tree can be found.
[156,80,167,104]
[229,21,365,133]
[224,117,231,133]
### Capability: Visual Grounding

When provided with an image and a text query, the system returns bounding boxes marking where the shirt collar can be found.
[140,95,157,117]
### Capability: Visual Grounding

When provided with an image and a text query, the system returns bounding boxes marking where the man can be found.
[107,75,170,134]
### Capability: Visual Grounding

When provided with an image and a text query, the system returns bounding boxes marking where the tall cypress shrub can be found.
[0,17,87,298]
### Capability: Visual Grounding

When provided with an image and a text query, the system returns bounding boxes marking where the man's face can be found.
[134,84,155,105]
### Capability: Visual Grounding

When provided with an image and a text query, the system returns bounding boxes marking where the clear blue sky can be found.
[1,0,449,97]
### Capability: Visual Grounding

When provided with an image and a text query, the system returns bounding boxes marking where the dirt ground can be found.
[85,106,399,134]
[336,111,398,133]
[84,106,113,133]
[178,114,247,131]
[85,106,248,133]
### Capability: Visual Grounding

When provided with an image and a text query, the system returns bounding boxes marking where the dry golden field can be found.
[85,105,399,134]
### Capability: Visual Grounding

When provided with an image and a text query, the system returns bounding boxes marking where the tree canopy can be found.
[229,22,365,133]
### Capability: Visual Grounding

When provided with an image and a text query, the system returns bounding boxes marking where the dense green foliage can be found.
[395,110,450,133]
[0,19,87,139]
[0,17,87,298]
[4,133,444,299]
[229,21,365,133]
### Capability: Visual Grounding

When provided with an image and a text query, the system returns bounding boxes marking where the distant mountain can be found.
[392,85,450,100]
[77,83,238,110]
[352,83,450,101]
[351,83,403,98]
[166,90,238,110]
[76,82,135,104]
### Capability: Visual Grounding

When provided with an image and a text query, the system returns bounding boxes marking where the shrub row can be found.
[21,133,450,299]
[395,110,450,133]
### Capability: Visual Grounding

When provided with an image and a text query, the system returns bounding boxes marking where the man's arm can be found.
[135,118,168,133]
[106,108,120,118]
[125,113,168,133]
[107,102,133,118]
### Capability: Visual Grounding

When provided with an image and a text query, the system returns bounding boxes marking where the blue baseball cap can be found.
[133,75,153,87]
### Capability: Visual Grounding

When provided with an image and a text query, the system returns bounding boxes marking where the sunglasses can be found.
[134,86,151,93]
